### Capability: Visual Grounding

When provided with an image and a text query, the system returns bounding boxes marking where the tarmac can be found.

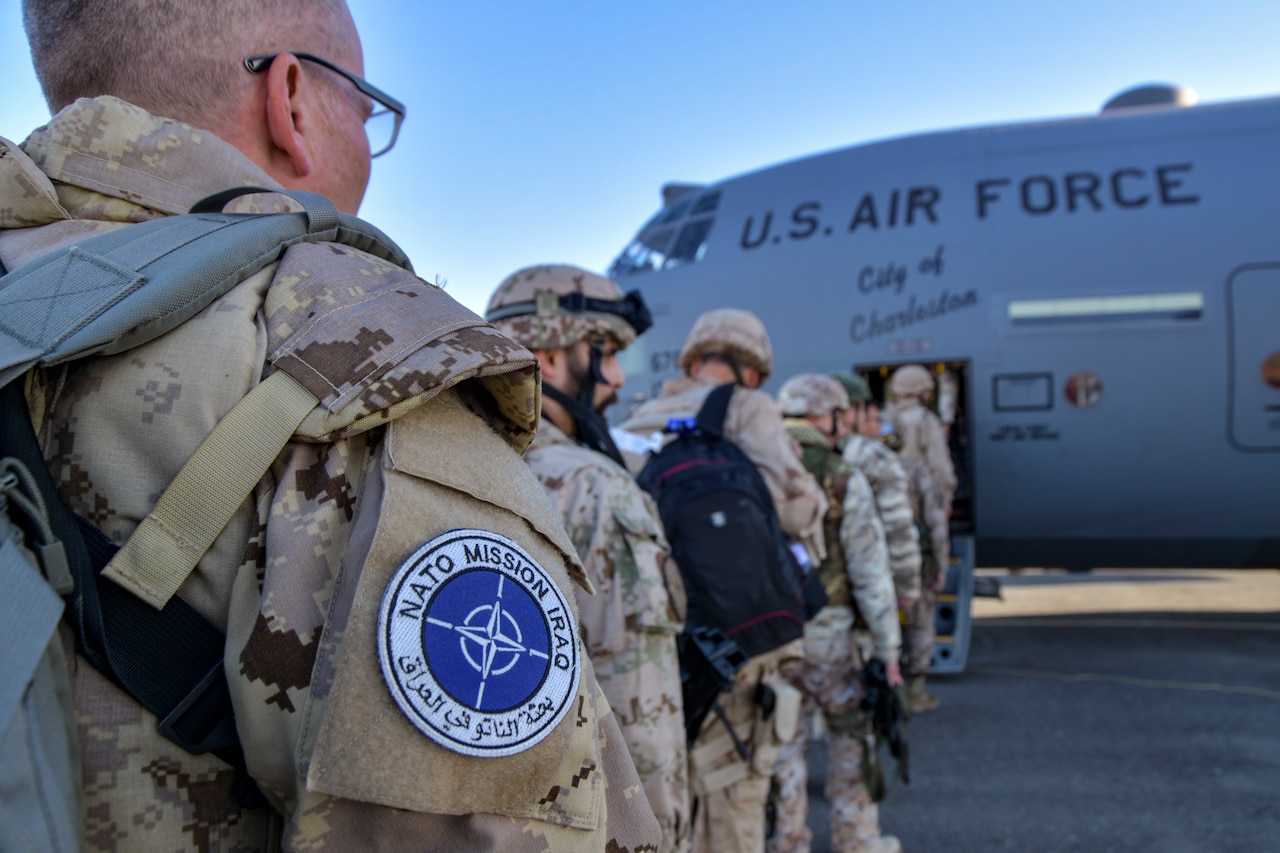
[802,568,1280,852]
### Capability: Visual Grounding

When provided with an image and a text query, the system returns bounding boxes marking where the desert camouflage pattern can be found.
[898,453,950,676]
[619,377,827,562]
[676,308,774,382]
[887,398,958,503]
[1,97,661,851]
[841,434,923,602]
[775,373,849,418]
[786,421,900,662]
[769,608,884,853]
[689,641,803,853]
[526,419,690,853]
[486,264,637,351]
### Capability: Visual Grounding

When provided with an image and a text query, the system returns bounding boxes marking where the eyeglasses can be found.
[244,52,405,157]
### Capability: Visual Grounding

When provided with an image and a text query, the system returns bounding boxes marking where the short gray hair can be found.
[24,0,354,127]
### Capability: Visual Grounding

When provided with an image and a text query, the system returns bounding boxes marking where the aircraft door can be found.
[1226,264,1280,451]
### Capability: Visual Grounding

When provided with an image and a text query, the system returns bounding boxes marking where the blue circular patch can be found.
[377,529,580,757]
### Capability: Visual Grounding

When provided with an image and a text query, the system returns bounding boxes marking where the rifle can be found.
[861,657,910,791]
[678,625,748,743]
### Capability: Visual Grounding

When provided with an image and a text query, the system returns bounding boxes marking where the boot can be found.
[906,675,939,715]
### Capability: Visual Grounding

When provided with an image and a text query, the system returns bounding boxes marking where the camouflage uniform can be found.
[840,433,923,603]
[526,417,690,852]
[887,366,956,504]
[771,415,901,853]
[619,312,821,853]
[897,453,950,679]
[0,98,660,851]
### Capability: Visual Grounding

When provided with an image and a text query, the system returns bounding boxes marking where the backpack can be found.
[637,383,806,659]
[0,186,413,811]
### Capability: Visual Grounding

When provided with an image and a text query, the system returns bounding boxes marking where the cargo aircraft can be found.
[607,86,1280,587]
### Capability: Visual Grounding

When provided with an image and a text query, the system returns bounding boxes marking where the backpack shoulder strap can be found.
[0,186,410,388]
[695,383,737,435]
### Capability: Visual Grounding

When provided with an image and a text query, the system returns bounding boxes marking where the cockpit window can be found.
[610,189,721,278]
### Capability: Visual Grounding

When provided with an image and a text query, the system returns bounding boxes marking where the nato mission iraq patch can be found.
[377,528,581,757]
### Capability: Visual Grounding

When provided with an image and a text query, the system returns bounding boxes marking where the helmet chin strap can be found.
[542,341,627,468]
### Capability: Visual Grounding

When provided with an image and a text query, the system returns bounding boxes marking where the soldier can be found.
[620,308,825,853]
[831,374,923,610]
[887,365,958,510]
[485,264,690,852]
[1,1,659,850]
[772,373,903,853]
[878,409,951,715]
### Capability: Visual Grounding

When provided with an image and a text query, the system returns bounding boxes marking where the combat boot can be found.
[852,834,903,853]
[906,675,939,715]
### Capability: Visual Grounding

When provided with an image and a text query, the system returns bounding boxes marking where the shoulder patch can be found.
[377,528,581,757]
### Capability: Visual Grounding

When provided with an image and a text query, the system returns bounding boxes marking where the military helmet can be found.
[677,308,774,382]
[777,373,850,417]
[831,371,873,405]
[485,264,652,350]
[890,363,935,396]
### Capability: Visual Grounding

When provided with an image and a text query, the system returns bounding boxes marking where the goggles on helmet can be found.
[485,289,653,337]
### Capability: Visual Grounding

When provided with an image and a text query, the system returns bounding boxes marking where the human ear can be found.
[263,53,314,179]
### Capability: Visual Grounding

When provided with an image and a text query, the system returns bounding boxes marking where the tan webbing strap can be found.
[103,370,318,610]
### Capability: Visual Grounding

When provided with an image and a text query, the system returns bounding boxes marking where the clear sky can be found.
[2,1,1277,314]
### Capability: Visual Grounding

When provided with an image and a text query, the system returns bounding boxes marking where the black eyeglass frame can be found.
[244,52,405,157]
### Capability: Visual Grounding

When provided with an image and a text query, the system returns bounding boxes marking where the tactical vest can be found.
[790,427,854,611]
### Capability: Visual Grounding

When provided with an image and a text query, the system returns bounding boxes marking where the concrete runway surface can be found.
[800,569,1280,853]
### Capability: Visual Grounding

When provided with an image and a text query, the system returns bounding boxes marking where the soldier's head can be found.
[678,308,773,389]
[486,264,652,435]
[890,363,935,401]
[860,399,884,439]
[23,0,399,214]
[831,371,873,435]
[778,373,850,444]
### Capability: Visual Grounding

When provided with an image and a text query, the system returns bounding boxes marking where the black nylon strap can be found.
[695,382,736,435]
[0,380,261,803]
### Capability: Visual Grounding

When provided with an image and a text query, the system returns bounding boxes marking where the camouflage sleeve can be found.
[729,389,828,554]
[838,470,901,661]
[869,450,923,601]
[230,392,660,852]
[916,463,951,572]
[537,458,689,853]
[922,414,958,501]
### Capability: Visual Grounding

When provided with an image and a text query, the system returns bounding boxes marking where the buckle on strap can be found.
[156,660,239,756]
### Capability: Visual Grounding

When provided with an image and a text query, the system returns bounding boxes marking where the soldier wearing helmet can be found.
[486,265,689,853]
[836,374,946,715]
[887,364,958,507]
[773,375,904,853]
[619,309,823,853]
[829,374,923,617]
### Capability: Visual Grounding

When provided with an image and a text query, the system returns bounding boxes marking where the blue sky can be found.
[2,1,1276,313]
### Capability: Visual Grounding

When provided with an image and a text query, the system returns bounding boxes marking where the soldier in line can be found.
[771,374,904,853]
[1,1,660,849]
[485,265,690,853]
[619,309,826,853]
[887,365,958,512]
[832,373,923,612]
[868,402,951,714]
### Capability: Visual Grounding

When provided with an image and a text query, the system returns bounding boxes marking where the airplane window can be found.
[658,197,693,225]
[609,226,676,278]
[691,191,721,215]
[664,219,714,269]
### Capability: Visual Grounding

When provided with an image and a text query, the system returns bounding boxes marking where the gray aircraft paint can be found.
[609,95,1280,569]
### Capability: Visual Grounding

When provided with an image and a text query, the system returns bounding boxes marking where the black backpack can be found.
[637,383,806,659]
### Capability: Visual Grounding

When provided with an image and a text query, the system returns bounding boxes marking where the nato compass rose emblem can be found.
[377,529,580,757]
